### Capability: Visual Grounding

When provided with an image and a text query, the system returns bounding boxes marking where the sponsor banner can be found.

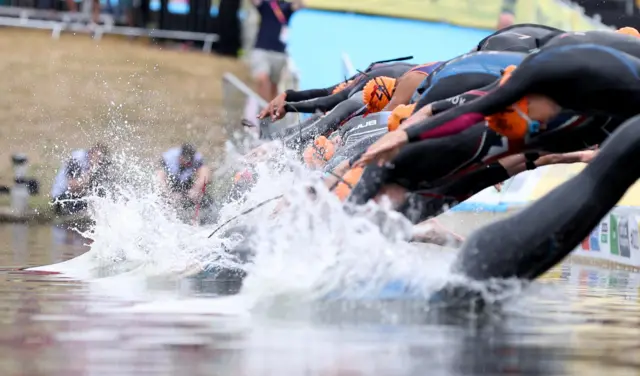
[572,210,640,268]
[305,0,609,31]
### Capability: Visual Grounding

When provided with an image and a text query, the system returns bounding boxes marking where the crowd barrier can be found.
[305,0,611,31]
[0,0,242,54]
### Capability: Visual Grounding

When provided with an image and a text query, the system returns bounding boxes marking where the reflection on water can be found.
[0,225,640,375]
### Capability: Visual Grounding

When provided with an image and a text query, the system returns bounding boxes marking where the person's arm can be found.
[193,165,211,192]
[259,85,342,120]
[397,81,498,131]
[383,72,424,112]
[284,87,335,102]
[283,73,360,102]
[188,157,211,202]
[284,89,350,113]
[251,0,262,6]
[502,149,598,177]
[403,67,532,142]
[282,95,364,149]
[535,149,598,166]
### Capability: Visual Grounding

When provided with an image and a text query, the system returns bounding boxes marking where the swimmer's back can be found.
[543,30,640,58]
[477,23,564,52]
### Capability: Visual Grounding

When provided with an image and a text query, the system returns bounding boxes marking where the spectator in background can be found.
[51,143,113,216]
[65,0,102,28]
[250,0,305,101]
[497,0,516,29]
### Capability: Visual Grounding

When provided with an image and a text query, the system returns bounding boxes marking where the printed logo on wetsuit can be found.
[447,95,466,106]
[510,32,531,40]
[350,120,377,133]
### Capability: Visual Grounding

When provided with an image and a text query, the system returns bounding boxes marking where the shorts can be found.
[250,48,288,84]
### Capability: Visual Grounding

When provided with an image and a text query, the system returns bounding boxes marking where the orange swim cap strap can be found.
[373,76,393,101]
[326,170,354,191]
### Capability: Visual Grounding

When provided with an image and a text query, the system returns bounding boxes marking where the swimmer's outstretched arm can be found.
[284,89,351,114]
[402,67,532,142]
[282,95,365,149]
[450,116,640,283]
[281,73,360,102]
[400,84,497,131]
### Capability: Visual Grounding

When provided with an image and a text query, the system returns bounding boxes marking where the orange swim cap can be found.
[363,76,396,113]
[485,65,532,140]
[333,167,364,201]
[617,27,640,37]
[387,104,416,131]
[302,136,336,169]
[332,80,354,95]
[233,169,253,184]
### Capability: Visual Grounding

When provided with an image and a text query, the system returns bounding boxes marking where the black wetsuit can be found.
[433,114,640,307]
[323,112,392,171]
[405,36,640,143]
[281,58,413,103]
[275,93,366,150]
[284,62,414,114]
[411,51,526,113]
[396,162,513,224]
[348,110,620,207]
[475,23,564,53]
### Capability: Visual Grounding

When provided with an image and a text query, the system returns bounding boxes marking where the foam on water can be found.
[31,137,470,312]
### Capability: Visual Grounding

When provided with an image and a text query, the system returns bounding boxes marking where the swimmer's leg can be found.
[452,114,640,282]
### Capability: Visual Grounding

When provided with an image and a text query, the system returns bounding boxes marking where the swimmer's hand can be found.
[258,93,287,121]
[579,147,599,163]
[354,130,408,167]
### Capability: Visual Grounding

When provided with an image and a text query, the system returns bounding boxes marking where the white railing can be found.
[0,5,219,50]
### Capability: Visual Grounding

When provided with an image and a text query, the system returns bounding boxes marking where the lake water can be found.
[0,223,639,375]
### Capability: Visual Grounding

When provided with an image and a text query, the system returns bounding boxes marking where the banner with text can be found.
[305,0,609,31]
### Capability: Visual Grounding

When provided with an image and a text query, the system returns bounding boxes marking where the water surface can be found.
[1,224,639,376]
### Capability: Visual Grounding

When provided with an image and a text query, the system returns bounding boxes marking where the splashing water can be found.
[31,136,511,312]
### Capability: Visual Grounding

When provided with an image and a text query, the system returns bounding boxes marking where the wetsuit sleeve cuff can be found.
[284,89,298,101]
[404,127,422,143]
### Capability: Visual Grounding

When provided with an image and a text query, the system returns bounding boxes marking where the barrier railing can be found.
[0,3,221,50]
[0,7,220,50]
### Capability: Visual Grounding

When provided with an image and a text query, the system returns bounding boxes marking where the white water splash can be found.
[32,137,468,309]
